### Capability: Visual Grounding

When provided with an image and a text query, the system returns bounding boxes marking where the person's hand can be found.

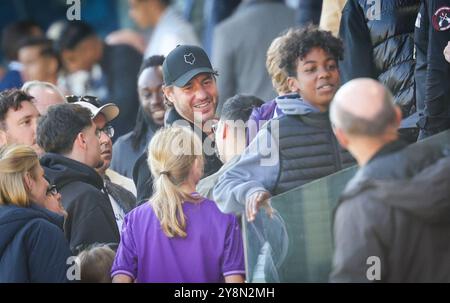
[444,41,450,63]
[245,191,273,222]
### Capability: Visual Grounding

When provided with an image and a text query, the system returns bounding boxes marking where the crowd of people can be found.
[0,0,450,283]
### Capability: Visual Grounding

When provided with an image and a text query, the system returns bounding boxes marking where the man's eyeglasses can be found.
[46,184,58,196]
[100,125,115,138]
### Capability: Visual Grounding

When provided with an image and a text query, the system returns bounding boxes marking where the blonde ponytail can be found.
[148,126,204,238]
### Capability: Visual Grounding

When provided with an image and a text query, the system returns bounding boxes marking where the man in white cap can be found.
[74,99,137,234]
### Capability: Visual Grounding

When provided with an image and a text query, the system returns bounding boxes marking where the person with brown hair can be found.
[0,89,40,154]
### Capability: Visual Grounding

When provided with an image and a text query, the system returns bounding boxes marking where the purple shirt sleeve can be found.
[222,215,246,277]
[111,213,138,280]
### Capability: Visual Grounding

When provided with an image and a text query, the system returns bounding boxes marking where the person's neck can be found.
[65,151,89,168]
[150,5,167,27]
[96,168,106,178]
[224,138,246,163]
[44,75,58,86]
[179,180,197,195]
[352,134,399,167]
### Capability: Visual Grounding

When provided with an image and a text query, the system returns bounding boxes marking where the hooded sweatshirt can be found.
[330,140,450,282]
[0,204,71,282]
[40,153,120,253]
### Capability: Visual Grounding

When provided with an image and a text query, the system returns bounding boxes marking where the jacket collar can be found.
[165,108,210,142]
[367,139,408,165]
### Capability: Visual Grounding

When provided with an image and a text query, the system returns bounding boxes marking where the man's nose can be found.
[195,87,208,100]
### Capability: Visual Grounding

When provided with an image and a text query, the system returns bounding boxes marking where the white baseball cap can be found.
[74,101,119,123]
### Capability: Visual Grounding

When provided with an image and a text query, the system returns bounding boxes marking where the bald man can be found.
[22,81,66,115]
[329,78,450,282]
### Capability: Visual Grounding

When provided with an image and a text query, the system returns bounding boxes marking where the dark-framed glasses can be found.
[100,125,115,138]
[46,184,58,196]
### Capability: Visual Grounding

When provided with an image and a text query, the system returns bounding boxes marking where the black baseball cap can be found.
[163,45,215,87]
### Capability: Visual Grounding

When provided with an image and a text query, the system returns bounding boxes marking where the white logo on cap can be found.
[184,53,195,65]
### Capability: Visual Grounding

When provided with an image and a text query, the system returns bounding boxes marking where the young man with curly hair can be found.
[214,26,355,219]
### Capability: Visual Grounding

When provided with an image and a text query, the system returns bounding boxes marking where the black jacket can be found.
[0,204,72,282]
[296,0,323,26]
[339,0,420,119]
[415,0,450,137]
[104,176,136,213]
[40,154,120,253]
[100,44,142,141]
[133,108,223,204]
[331,140,450,282]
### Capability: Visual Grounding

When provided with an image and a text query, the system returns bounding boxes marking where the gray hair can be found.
[21,81,66,102]
[330,88,397,136]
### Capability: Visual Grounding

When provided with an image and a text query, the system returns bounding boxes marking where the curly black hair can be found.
[279,25,344,77]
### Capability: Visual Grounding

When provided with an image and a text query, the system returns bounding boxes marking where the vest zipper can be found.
[329,124,343,171]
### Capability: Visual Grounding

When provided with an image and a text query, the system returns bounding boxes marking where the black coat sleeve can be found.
[133,152,154,205]
[423,0,450,123]
[296,0,323,26]
[339,0,377,84]
[64,189,120,253]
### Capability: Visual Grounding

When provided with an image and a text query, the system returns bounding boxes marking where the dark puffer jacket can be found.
[339,0,420,118]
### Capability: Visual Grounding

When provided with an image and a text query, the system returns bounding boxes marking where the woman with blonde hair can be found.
[112,126,245,283]
[0,144,71,282]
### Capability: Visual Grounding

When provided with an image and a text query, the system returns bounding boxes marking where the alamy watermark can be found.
[66,256,81,281]
[66,0,81,21]
[366,256,381,281]
[366,0,381,21]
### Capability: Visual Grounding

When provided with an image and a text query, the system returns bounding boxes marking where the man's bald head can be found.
[22,81,66,115]
[330,78,398,137]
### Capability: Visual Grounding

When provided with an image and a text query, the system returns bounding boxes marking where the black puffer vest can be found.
[267,112,355,195]
[341,0,420,118]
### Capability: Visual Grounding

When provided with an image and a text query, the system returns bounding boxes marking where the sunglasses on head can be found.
[66,95,101,107]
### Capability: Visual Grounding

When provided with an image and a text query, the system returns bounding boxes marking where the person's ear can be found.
[287,76,300,93]
[74,132,87,150]
[162,86,174,105]
[61,50,76,70]
[47,57,59,76]
[23,171,34,192]
[0,130,7,146]
[333,127,349,150]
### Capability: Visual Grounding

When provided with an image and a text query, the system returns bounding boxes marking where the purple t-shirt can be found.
[111,196,246,283]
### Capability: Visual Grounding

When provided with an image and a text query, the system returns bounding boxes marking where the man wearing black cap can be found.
[133,45,222,203]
